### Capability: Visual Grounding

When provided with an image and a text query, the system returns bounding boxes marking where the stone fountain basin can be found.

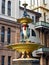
[17,17,32,24]
[7,42,42,65]
[12,58,40,65]
[13,58,39,61]
[7,42,43,53]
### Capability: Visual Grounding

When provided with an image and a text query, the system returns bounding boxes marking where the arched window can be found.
[2,0,5,14]
[8,56,11,65]
[1,26,5,42]
[31,29,36,36]
[8,1,11,16]
[7,28,11,44]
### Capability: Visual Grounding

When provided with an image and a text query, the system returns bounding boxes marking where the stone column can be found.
[40,55,46,65]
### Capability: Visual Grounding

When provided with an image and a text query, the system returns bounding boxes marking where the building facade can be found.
[0,0,20,65]
[0,0,19,21]
[0,18,20,65]
[0,0,49,65]
[20,4,49,65]
[27,0,49,65]
[20,0,49,22]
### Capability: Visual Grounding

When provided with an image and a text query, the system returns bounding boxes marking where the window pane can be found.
[8,56,11,65]
[19,1,21,6]
[44,13,46,21]
[1,56,5,65]
[31,29,36,36]
[32,16,34,23]
[32,0,35,5]
[2,0,5,14]
[7,28,11,44]
[43,0,46,4]
[1,26,5,42]
[27,28,30,38]
[8,1,11,16]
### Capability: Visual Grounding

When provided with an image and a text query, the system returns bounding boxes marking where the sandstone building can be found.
[0,0,49,65]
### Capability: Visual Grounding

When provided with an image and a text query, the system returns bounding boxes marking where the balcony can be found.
[36,47,49,55]
[35,21,49,29]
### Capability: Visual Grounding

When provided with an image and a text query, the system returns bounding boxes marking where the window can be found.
[32,0,35,5]
[32,16,34,23]
[2,0,5,14]
[1,26,5,42]
[30,0,32,6]
[8,1,11,16]
[8,56,11,65]
[27,28,30,38]
[44,13,46,22]
[31,29,36,36]
[37,0,38,6]
[43,0,46,5]
[35,16,39,22]
[7,28,11,44]
[46,58,48,65]
[19,0,21,6]
[1,56,5,65]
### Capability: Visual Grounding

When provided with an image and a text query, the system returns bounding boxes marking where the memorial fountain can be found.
[7,2,43,65]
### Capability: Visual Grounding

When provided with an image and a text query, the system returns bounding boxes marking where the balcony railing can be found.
[35,21,49,29]
[36,47,49,54]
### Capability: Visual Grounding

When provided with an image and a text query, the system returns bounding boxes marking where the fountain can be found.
[7,2,43,65]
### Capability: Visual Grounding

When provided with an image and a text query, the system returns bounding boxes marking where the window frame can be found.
[8,56,11,65]
[1,56,5,65]
[2,0,5,14]
[32,0,35,5]
[7,28,11,44]
[7,1,11,16]
[32,16,34,23]
[1,26,5,42]
[31,29,36,36]
[43,0,47,5]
